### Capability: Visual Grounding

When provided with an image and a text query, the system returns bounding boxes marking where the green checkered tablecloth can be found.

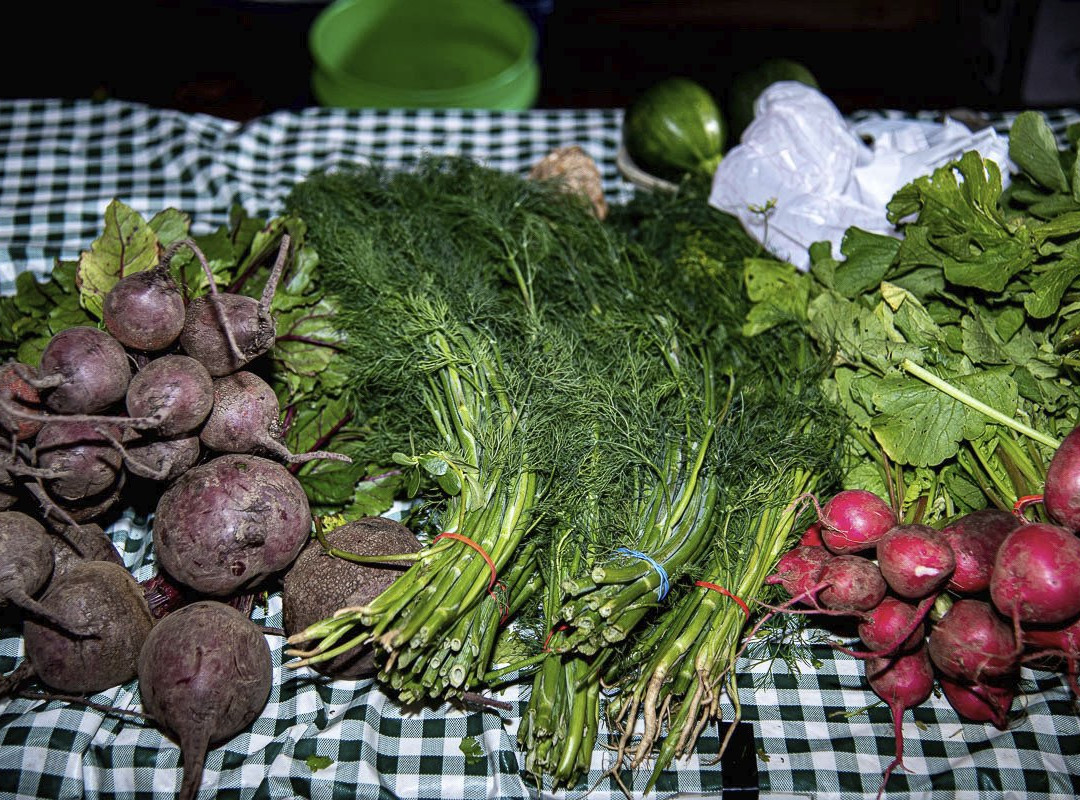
[2,98,1080,800]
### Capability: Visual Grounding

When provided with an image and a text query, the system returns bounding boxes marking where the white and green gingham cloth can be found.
[2,98,1079,800]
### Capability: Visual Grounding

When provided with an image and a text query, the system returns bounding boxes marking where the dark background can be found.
[4,0,1078,122]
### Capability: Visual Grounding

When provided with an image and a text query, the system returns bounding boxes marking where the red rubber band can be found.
[433,532,510,624]
[542,621,570,653]
[1013,494,1044,521]
[695,580,750,620]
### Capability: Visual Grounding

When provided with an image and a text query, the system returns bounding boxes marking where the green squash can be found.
[623,77,726,183]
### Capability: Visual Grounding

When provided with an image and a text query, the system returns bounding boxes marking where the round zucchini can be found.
[622,77,725,183]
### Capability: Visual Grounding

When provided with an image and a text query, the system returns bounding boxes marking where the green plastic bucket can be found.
[309,0,539,110]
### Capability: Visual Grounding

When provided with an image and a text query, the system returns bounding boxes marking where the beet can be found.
[198,371,286,458]
[121,434,202,482]
[0,510,68,628]
[866,646,935,800]
[990,522,1080,625]
[1022,615,1080,697]
[818,489,896,555]
[764,545,831,600]
[35,326,132,414]
[0,362,44,441]
[876,524,955,600]
[940,508,1020,595]
[103,266,186,352]
[34,419,124,503]
[125,354,214,437]
[49,522,124,577]
[282,517,420,678]
[177,236,289,377]
[153,454,312,596]
[817,554,887,612]
[928,598,1017,683]
[22,560,154,693]
[137,600,272,800]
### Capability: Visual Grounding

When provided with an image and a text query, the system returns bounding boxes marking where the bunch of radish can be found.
[767,462,1080,798]
[0,236,348,800]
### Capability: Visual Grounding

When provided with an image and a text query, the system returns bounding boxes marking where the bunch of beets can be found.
[766,447,1080,798]
[0,237,347,800]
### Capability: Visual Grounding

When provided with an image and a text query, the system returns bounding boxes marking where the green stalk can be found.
[900,358,1060,449]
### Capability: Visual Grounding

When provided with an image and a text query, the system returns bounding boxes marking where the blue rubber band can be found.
[615,547,670,601]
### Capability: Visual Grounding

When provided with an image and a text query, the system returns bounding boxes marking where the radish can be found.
[21,560,155,693]
[137,601,272,800]
[876,524,955,600]
[1023,615,1080,697]
[928,598,1017,683]
[857,596,928,655]
[798,521,824,547]
[818,489,897,555]
[938,674,1015,730]
[989,522,1080,625]
[817,554,887,613]
[764,545,831,599]
[1044,424,1080,530]
[940,508,1019,595]
[865,646,935,800]
[153,454,312,596]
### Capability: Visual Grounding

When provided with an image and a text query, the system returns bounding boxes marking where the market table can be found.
[1,98,1079,800]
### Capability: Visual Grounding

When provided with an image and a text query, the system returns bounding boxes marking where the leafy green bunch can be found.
[744,111,1080,520]
[0,200,384,516]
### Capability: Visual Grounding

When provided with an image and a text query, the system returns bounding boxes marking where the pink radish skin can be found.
[938,674,1015,730]
[764,545,832,599]
[940,509,1020,595]
[857,596,927,654]
[817,555,887,613]
[928,598,1017,683]
[876,524,956,600]
[1044,425,1080,531]
[989,522,1080,625]
[798,522,824,547]
[819,489,897,555]
[866,646,935,800]
[1022,615,1080,697]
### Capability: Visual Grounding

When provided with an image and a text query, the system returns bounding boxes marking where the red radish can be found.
[940,508,1019,594]
[928,598,1017,683]
[938,674,1015,730]
[865,646,935,800]
[817,554,887,613]
[798,521,824,547]
[1022,615,1080,697]
[857,596,928,654]
[764,545,831,599]
[1044,425,1080,530]
[876,524,955,600]
[989,522,1080,625]
[818,489,896,555]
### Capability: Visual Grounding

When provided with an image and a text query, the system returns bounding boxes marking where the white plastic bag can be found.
[708,83,1012,270]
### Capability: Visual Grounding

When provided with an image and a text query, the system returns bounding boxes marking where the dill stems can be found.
[283,160,842,789]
